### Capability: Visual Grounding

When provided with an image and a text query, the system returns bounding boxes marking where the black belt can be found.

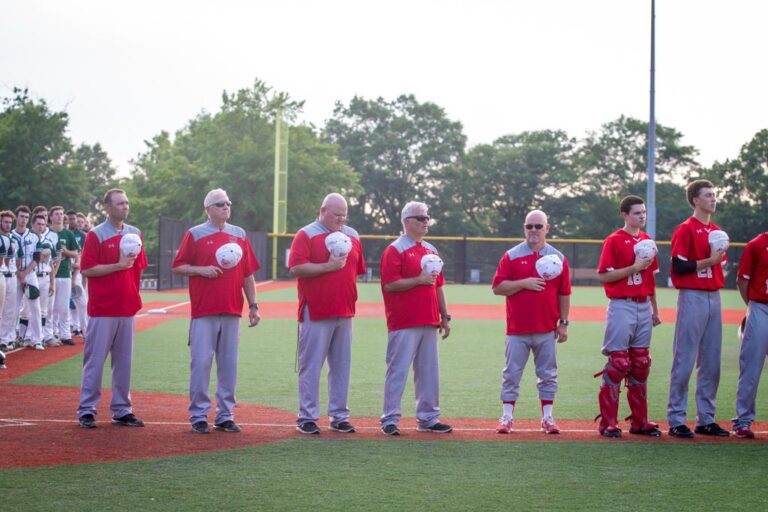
[37,272,50,277]
[615,296,649,303]
[3,272,12,278]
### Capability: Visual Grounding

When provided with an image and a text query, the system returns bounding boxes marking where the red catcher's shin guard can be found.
[597,384,620,434]
[626,383,658,433]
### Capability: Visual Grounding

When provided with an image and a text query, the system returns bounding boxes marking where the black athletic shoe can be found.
[630,425,662,437]
[79,414,97,429]
[296,421,320,435]
[112,413,145,427]
[192,421,211,434]
[600,428,622,438]
[214,420,241,433]
[417,422,453,433]
[61,339,75,346]
[669,425,695,438]
[381,423,401,436]
[695,423,730,437]
[329,421,356,433]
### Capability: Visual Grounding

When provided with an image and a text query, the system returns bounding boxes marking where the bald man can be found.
[288,193,366,435]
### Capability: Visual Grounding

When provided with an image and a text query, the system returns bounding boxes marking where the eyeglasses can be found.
[213,201,232,208]
[525,224,545,230]
[406,215,430,222]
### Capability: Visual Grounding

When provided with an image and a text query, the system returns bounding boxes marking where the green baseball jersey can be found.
[52,228,79,278]
[73,229,86,250]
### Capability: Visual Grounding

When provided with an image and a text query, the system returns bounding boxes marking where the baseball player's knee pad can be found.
[603,351,631,384]
[628,348,651,382]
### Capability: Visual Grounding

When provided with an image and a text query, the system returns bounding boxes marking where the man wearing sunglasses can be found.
[173,188,261,434]
[492,209,571,435]
[379,201,453,436]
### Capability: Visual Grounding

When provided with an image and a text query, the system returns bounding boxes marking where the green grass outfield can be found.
[6,283,767,511]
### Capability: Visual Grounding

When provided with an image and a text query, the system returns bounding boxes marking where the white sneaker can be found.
[45,338,62,347]
[497,415,514,434]
[33,343,45,351]
[541,416,560,434]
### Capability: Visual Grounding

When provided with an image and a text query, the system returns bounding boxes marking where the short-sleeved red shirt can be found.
[172,222,260,319]
[491,242,571,335]
[738,232,768,303]
[380,236,445,331]
[670,217,726,291]
[288,222,365,322]
[80,222,147,317]
[598,229,659,298]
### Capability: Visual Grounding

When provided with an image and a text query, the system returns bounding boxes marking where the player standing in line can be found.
[49,206,79,346]
[379,201,452,436]
[12,206,37,345]
[0,210,20,353]
[76,189,147,429]
[595,196,662,438]
[667,180,729,438]
[492,210,571,435]
[732,230,768,438]
[70,212,89,338]
[172,189,261,434]
[23,214,55,349]
[288,193,365,435]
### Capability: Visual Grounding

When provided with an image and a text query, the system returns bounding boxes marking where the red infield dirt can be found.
[1,282,761,469]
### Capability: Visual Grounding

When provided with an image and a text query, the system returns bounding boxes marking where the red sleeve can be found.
[558,257,572,295]
[738,239,757,279]
[288,231,311,268]
[80,231,100,271]
[671,224,692,260]
[355,239,366,276]
[242,239,260,275]
[172,231,196,268]
[380,246,402,285]
[491,254,510,288]
[597,238,615,273]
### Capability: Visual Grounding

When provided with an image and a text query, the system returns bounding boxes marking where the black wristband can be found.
[249,303,259,310]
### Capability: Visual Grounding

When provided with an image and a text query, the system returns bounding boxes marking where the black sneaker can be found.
[695,423,730,437]
[112,413,145,427]
[330,421,356,433]
[296,421,320,435]
[381,423,401,436]
[61,339,75,346]
[191,421,211,434]
[669,424,695,438]
[214,420,241,433]
[600,428,622,438]
[79,414,96,429]
[417,422,453,433]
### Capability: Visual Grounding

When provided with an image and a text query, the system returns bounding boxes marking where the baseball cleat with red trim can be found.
[733,426,755,439]
[541,416,560,435]
[497,415,513,434]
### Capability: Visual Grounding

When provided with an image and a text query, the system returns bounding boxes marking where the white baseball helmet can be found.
[215,242,243,269]
[325,231,352,257]
[420,253,444,274]
[633,239,658,260]
[120,233,143,257]
[708,230,729,252]
[535,254,564,281]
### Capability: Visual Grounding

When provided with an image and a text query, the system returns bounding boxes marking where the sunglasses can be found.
[212,201,232,208]
[406,215,430,222]
[525,224,545,230]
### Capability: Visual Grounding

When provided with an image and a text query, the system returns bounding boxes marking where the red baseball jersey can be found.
[172,222,260,319]
[737,232,768,303]
[492,242,572,335]
[598,229,659,298]
[81,222,147,317]
[670,217,726,290]
[288,222,365,322]
[380,236,445,331]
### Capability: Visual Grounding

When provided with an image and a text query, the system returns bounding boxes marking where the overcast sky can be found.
[2,0,766,174]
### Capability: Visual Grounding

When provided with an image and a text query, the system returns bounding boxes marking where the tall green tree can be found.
[74,142,118,213]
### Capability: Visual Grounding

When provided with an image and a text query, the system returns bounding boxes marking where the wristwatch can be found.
[559,319,569,326]
[249,303,259,311]
[441,314,452,321]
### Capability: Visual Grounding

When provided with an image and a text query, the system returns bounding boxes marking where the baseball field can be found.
[2,281,767,511]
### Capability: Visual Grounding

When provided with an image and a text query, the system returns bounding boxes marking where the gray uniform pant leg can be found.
[297,307,352,425]
[381,326,441,428]
[188,315,241,425]
[531,332,558,400]
[22,295,42,344]
[734,301,768,428]
[72,285,88,333]
[52,277,71,338]
[501,333,558,402]
[667,290,722,427]
[0,276,17,344]
[77,316,136,418]
[500,335,532,402]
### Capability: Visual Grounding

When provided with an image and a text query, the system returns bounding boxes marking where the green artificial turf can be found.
[3,440,766,511]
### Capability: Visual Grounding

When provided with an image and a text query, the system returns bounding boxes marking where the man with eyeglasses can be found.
[492,210,571,435]
[595,195,662,438]
[173,188,261,434]
[288,193,365,435]
[379,201,452,436]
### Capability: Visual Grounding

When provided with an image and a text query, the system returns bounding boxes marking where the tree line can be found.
[2,80,766,256]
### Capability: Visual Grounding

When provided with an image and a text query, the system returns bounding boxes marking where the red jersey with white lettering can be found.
[492,242,571,335]
[670,217,726,291]
[598,229,659,298]
[172,221,260,319]
[737,232,768,303]
[380,236,445,331]
[81,222,147,317]
[288,222,365,322]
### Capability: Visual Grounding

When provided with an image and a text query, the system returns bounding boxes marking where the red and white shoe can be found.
[497,415,514,434]
[733,426,755,439]
[541,416,560,435]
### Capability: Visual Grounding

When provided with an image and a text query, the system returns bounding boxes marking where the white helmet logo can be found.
[325,231,352,257]
[633,239,658,260]
[120,233,143,257]
[420,254,444,274]
[708,230,729,253]
[535,254,563,281]
[215,242,243,270]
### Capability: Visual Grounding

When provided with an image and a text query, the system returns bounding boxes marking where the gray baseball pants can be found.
[733,301,768,428]
[381,326,441,428]
[188,314,240,425]
[667,289,722,428]
[297,307,352,425]
[77,316,136,419]
[602,299,652,354]
[500,332,558,402]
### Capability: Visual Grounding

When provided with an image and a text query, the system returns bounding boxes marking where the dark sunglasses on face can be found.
[213,201,232,208]
[525,224,544,230]
[406,215,430,222]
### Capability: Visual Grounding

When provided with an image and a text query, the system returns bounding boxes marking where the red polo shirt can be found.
[598,229,659,298]
[670,217,726,291]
